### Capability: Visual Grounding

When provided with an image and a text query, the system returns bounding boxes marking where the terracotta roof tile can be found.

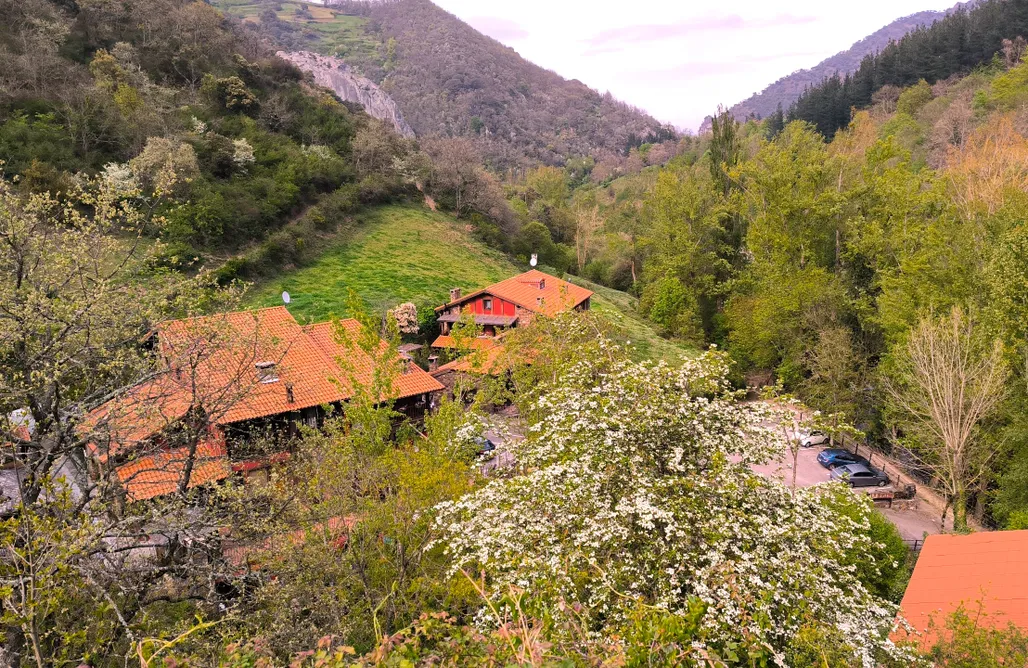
[433,342,510,377]
[305,320,442,401]
[431,335,502,350]
[896,530,1028,647]
[114,439,230,502]
[436,270,592,318]
[86,310,442,463]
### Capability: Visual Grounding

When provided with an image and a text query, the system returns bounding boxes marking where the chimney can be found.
[428,355,439,372]
[285,383,295,403]
[449,287,462,302]
[536,296,543,307]
[256,361,279,384]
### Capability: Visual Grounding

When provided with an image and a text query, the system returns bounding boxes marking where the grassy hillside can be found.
[245,204,693,361]
[245,205,515,320]
[213,0,382,62]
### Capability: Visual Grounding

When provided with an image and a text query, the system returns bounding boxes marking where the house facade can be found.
[433,269,593,346]
[85,307,443,502]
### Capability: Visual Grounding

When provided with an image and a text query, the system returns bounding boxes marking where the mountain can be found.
[276,50,415,137]
[716,2,973,127]
[212,0,673,168]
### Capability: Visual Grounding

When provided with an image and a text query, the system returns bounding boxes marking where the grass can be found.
[245,203,694,362]
[211,1,382,61]
[244,205,516,322]
[565,276,696,363]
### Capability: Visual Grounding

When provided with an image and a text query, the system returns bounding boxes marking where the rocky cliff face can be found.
[277,51,415,138]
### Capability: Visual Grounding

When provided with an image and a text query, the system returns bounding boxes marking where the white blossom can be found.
[434,351,917,666]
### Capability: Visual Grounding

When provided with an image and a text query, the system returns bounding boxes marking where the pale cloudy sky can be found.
[432,0,958,131]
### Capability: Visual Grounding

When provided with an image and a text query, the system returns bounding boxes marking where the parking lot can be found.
[752,446,951,542]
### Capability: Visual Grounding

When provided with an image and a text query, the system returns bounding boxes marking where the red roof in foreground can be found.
[435,270,592,318]
[896,530,1028,647]
[85,308,442,460]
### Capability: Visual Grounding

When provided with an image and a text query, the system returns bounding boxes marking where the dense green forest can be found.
[790,0,1028,137]
[600,61,1028,532]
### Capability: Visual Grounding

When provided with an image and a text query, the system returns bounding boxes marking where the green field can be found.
[211,0,382,61]
[245,204,694,362]
[566,276,696,363]
[245,205,517,321]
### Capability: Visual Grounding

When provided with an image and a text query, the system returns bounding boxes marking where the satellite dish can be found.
[530,253,538,267]
[282,291,291,304]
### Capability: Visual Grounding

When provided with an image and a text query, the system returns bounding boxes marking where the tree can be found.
[435,340,916,665]
[0,171,250,664]
[803,326,865,422]
[708,105,739,197]
[885,307,1009,531]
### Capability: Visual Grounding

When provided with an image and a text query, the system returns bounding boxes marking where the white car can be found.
[801,431,830,448]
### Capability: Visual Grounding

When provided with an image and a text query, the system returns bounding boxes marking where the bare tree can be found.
[885,306,1009,531]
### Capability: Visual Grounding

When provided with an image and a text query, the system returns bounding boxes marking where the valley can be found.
[4,0,1028,664]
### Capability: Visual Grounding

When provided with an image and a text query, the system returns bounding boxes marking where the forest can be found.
[789,0,1028,137]
[4,0,1028,665]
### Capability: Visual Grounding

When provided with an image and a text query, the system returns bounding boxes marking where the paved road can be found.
[752,446,948,542]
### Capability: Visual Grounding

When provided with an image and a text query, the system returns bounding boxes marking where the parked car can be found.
[474,436,496,456]
[816,449,870,469]
[801,431,831,448]
[830,463,890,488]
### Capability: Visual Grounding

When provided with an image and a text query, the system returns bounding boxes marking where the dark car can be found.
[830,463,890,488]
[474,436,496,456]
[817,449,870,470]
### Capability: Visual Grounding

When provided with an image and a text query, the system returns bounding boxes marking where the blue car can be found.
[817,448,870,470]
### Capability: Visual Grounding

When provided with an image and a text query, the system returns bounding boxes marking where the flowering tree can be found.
[434,345,913,666]
[391,302,419,335]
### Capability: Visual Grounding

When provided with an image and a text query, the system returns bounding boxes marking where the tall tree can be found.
[885,306,1009,530]
[708,104,740,198]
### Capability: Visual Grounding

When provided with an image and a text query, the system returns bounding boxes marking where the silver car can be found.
[830,463,890,488]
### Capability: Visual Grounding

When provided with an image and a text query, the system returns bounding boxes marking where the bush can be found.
[640,276,702,341]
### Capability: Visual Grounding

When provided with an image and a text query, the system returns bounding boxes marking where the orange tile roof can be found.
[305,320,443,401]
[896,530,1028,647]
[114,439,231,502]
[430,335,503,350]
[434,342,510,377]
[436,270,592,318]
[86,309,442,460]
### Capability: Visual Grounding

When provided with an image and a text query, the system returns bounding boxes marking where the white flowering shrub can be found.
[232,138,256,171]
[301,144,336,161]
[391,302,419,335]
[100,162,138,197]
[435,349,914,666]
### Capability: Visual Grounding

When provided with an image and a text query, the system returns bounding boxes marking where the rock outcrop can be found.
[277,50,415,138]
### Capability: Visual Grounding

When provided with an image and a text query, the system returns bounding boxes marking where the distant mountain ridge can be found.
[213,0,671,168]
[715,1,974,127]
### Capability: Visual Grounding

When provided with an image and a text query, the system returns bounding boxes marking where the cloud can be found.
[465,16,530,41]
[616,50,826,83]
[585,13,818,48]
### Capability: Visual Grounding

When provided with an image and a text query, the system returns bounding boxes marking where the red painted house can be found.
[432,270,593,346]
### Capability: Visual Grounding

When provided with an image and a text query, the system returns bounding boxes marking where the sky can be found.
[431,0,959,131]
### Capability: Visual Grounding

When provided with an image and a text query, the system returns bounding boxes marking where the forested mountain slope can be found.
[790,0,1028,138]
[610,54,1028,534]
[212,0,675,169]
[724,2,971,124]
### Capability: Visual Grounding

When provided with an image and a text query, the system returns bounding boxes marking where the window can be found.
[483,298,493,311]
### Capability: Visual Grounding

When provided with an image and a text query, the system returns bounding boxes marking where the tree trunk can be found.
[953,483,969,532]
